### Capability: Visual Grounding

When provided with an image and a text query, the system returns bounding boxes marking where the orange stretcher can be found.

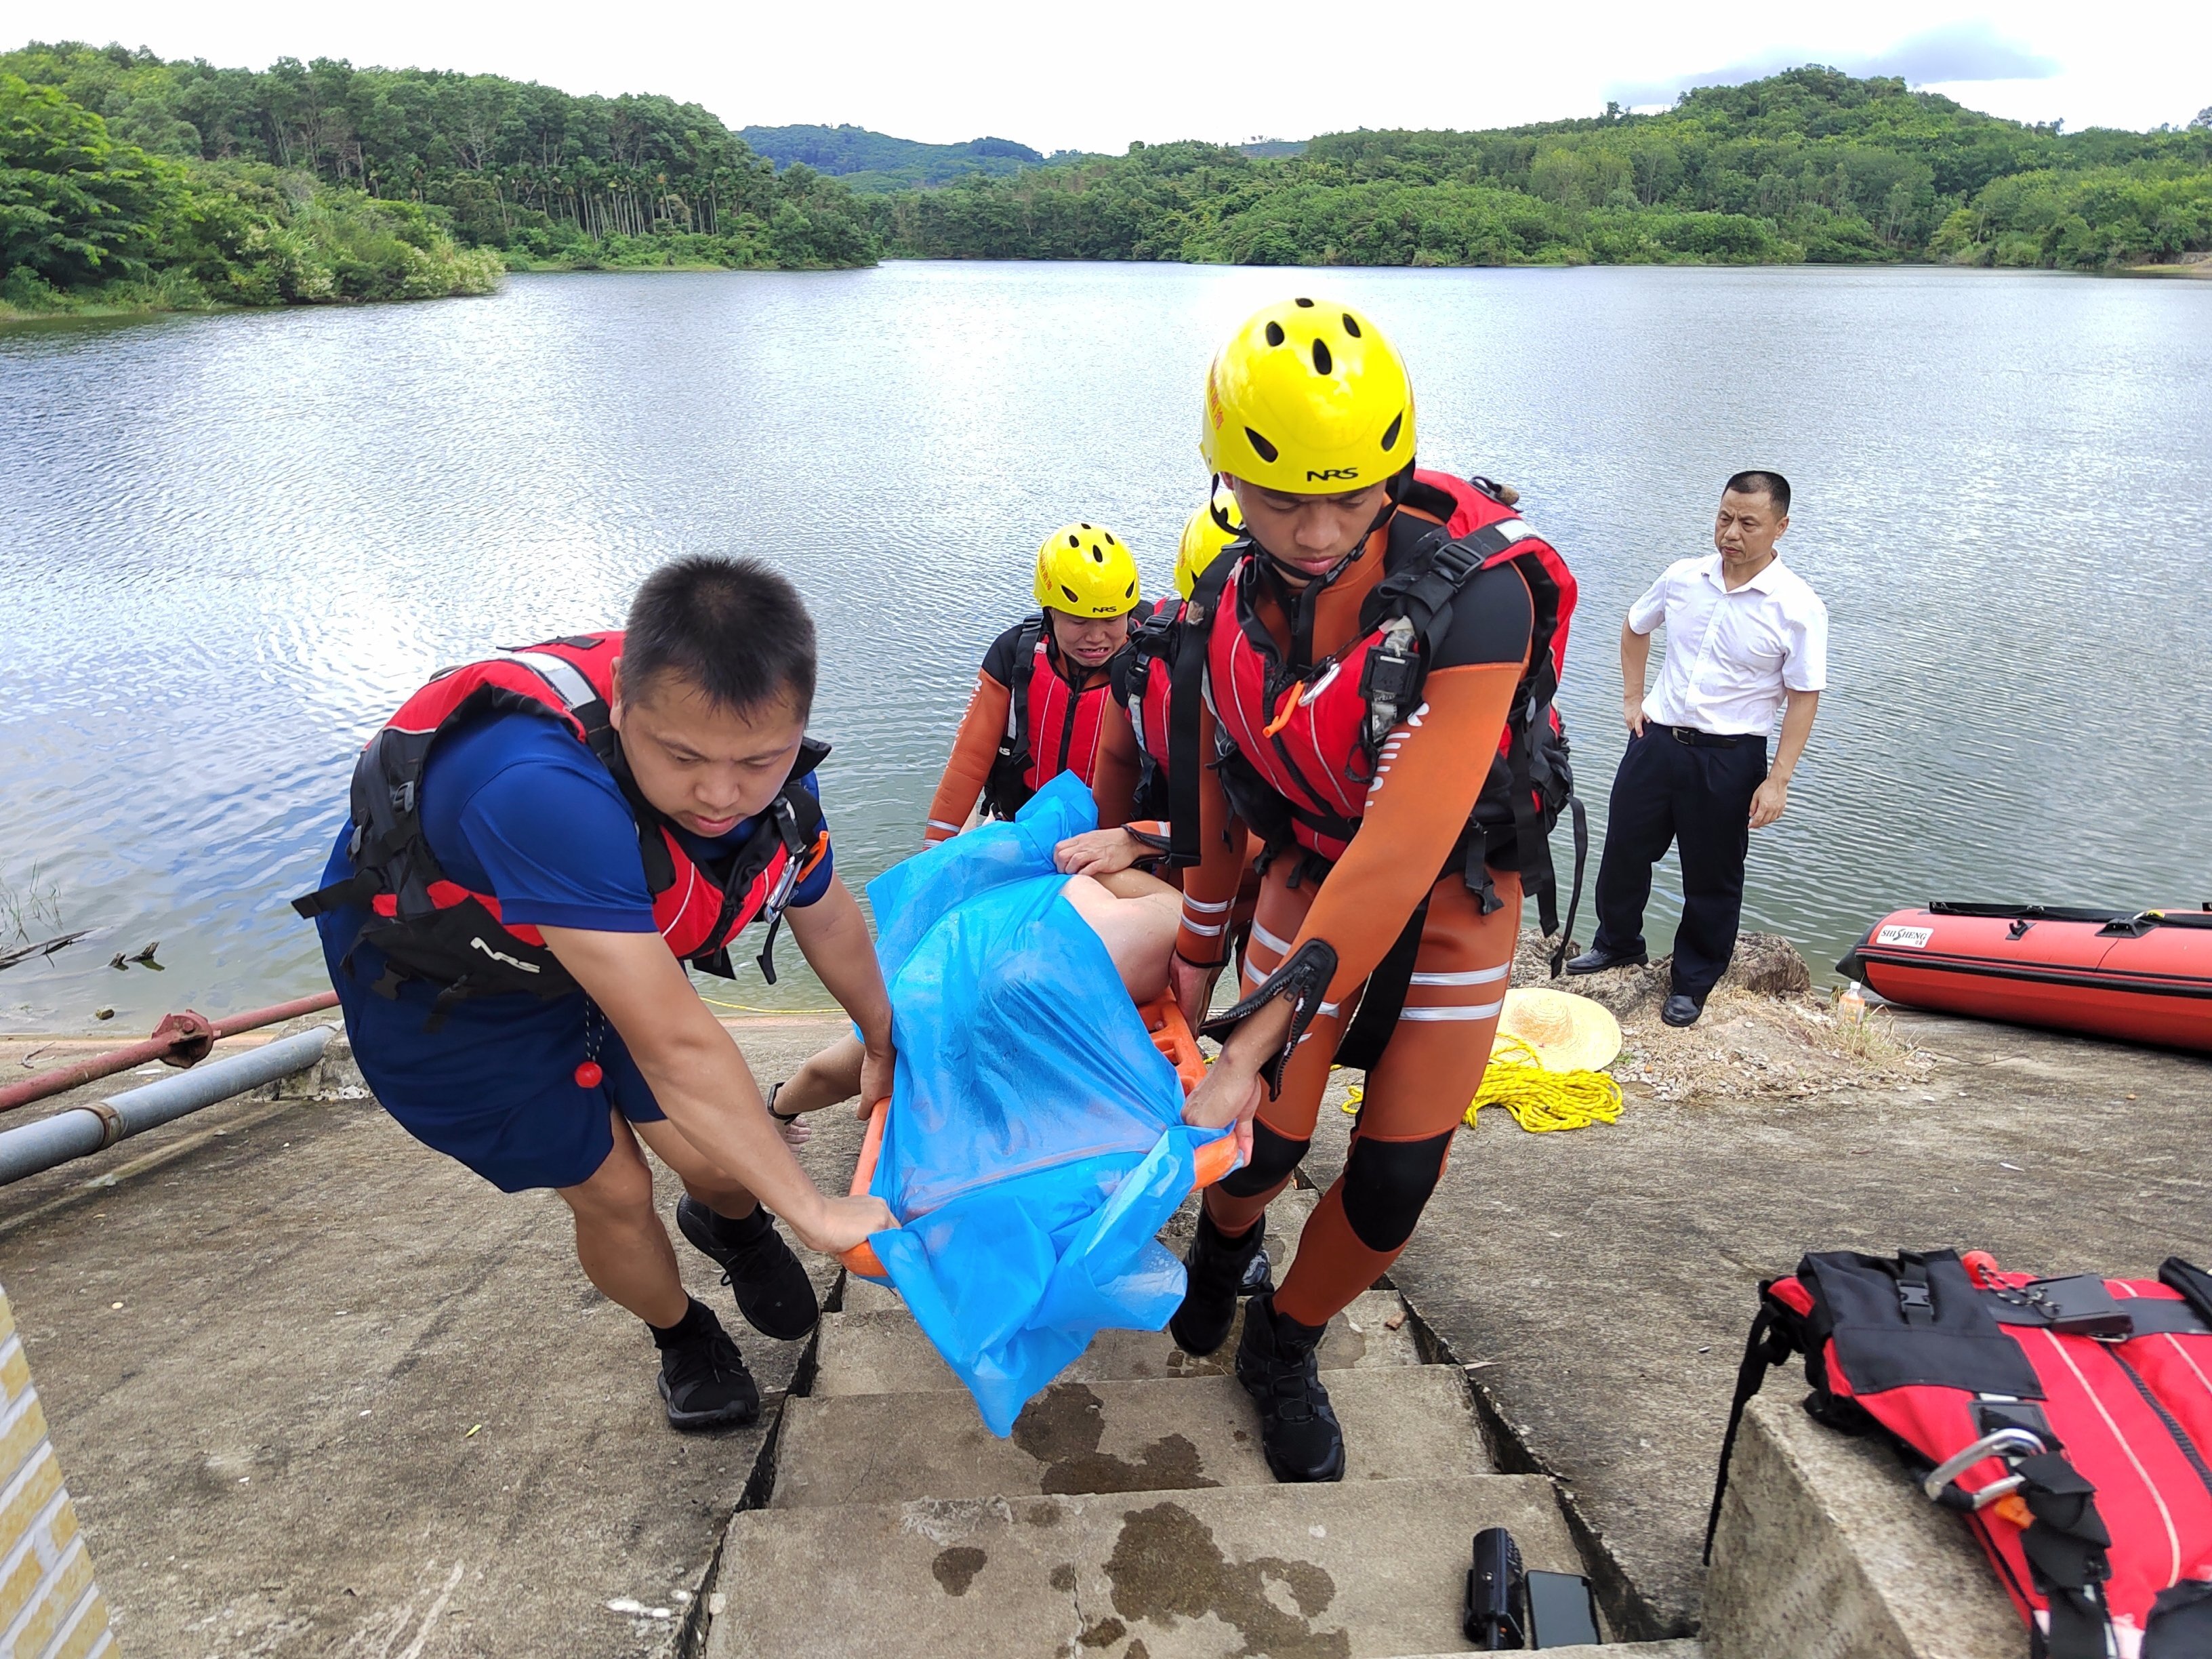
[839,994,1231,1277]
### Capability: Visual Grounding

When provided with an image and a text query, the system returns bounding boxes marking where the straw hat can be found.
[1493,987,1622,1074]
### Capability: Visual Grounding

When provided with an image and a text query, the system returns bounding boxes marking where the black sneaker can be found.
[1235,1292,1345,1483]
[1168,1210,1267,1357]
[657,1311,760,1431]
[676,1195,820,1341]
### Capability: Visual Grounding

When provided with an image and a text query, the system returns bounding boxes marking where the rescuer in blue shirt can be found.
[304,556,895,1431]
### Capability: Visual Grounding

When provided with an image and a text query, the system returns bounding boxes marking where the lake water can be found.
[3,263,2209,1033]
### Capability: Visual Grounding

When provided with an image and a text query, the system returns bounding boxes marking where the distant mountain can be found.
[737,124,1045,191]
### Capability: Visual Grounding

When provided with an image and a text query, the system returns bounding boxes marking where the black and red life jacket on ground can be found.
[1712,1248,2212,1658]
[983,614,1124,819]
[1169,470,1586,957]
[294,632,827,1023]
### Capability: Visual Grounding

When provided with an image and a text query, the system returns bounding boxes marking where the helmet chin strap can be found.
[1231,462,1416,590]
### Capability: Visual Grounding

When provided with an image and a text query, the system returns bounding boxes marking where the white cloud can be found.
[12,0,2210,152]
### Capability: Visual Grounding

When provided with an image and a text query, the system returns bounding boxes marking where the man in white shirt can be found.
[1565,471,1826,1027]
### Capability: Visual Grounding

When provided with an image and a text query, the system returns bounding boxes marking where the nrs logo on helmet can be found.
[1200,298,1415,495]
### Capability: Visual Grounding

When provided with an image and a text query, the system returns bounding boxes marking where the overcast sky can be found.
[13,1,2209,152]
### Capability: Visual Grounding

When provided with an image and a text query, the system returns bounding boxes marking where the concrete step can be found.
[1703,1393,2015,1659]
[813,1288,1417,1397]
[774,1364,1486,1507]
[705,1473,1582,1659]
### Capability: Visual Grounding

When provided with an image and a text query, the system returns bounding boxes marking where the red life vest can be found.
[1176,470,1582,939]
[294,632,827,1021]
[1116,599,1182,820]
[984,615,1121,819]
[1714,1249,2212,1658]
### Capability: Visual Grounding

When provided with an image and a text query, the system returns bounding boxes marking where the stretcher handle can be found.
[836,994,1234,1278]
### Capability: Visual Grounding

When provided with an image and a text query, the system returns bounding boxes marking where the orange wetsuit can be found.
[1178,516,1533,1329]
[924,619,1126,845]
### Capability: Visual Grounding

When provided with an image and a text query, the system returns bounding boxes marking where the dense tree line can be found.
[1,42,878,314]
[871,69,2212,269]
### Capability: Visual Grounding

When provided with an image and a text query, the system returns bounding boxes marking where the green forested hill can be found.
[737,124,1046,191]
[0,42,878,316]
[872,69,2212,269]
[5,49,2207,322]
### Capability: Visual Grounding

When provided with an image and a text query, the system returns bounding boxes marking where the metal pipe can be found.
[0,990,340,1116]
[0,1025,335,1187]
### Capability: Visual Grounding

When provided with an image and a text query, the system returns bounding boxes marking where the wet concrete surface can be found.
[5,1000,2206,1653]
[705,1474,1584,1659]
[1371,1009,2212,1638]
[0,1013,859,1659]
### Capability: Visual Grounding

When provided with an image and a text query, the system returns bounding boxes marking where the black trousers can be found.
[1590,726,1767,999]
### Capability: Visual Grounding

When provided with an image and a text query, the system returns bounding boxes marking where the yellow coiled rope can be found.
[1340,1036,1623,1134]
[697,995,846,1016]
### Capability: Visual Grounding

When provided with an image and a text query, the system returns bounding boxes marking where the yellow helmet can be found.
[1033,521,1141,618]
[1200,298,1416,494]
[1174,485,1244,598]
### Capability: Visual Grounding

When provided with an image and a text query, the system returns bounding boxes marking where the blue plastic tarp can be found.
[860,773,1227,1435]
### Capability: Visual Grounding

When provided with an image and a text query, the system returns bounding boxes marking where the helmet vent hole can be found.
[1091,548,1104,562]
[1311,338,1333,375]
[1061,586,1080,605]
[1294,297,1315,308]
[1067,533,1081,548]
[1342,312,1361,337]
[1124,581,1136,597]
[1265,321,1285,347]
[1244,428,1279,464]
[1380,411,1403,452]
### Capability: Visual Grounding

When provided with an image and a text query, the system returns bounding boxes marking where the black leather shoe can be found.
[1565,946,1647,975]
[1235,1293,1346,1483]
[1169,1210,1266,1357]
[1661,993,1704,1027]
[676,1196,820,1341]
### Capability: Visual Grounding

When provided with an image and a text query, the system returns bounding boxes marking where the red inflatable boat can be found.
[1838,902,2212,1053]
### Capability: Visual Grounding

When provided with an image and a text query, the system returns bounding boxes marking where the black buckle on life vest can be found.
[1201,937,1339,1097]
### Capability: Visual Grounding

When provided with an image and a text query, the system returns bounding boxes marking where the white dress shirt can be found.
[1629,553,1827,736]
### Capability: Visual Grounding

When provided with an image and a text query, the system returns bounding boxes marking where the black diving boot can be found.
[676,1195,820,1341]
[1168,1209,1267,1356]
[1235,1292,1345,1483]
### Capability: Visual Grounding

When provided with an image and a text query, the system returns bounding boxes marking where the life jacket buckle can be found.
[1920,1427,2046,1506]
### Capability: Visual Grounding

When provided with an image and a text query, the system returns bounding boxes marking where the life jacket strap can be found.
[1200,936,1338,1098]
[1332,896,1429,1072]
[986,616,1046,820]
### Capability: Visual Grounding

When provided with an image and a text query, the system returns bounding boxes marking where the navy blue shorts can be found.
[367,1024,668,1193]
[321,924,669,1193]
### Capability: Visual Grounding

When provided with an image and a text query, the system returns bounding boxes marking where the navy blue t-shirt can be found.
[316,708,832,1160]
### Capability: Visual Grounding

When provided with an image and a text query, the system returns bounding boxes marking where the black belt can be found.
[1650,722,1757,749]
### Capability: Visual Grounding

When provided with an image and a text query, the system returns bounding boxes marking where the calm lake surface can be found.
[3,263,2208,1032]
